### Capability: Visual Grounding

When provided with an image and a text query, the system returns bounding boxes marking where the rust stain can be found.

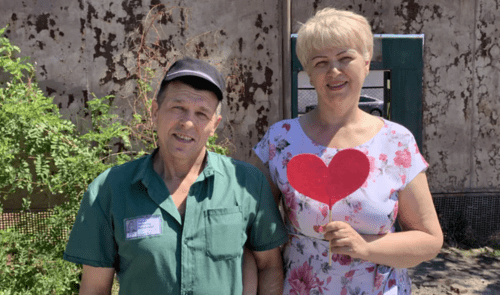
[93,27,119,84]
[313,0,322,10]
[36,41,45,50]
[195,41,209,58]
[255,14,263,28]
[86,3,97,26]
[150,0,161,8]
[394,0,422,33]
[152,35,175,59]
[255,105,269,141]
[80,18,85,35]
[40,65,48,77]
[117,0,144,34]
[238,37,243,52]
[68,94,75,107]
[226,63,274,139]
[34,13,50,33]
[46,86,56,96]
[104,11,115,22]
[478,31,492,57]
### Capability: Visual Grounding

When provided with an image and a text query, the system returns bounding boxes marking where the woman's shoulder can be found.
[380,118,415,137]
[270,118,299,128]
[266,118,300,135]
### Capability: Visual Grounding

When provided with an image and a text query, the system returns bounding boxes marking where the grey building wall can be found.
[1,1,499,209]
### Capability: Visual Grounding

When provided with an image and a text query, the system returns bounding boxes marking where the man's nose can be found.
[179,112,195,128]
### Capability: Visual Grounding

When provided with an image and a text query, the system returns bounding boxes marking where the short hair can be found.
[156,76,221,116]
[296,7,373,70]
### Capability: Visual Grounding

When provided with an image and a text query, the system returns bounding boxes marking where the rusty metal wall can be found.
[292,0,500,194]
[1,0,282,162]
[0,0,283,209]
[1,0,499,200]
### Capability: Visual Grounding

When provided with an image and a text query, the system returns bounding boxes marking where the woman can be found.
[251,7,443,295]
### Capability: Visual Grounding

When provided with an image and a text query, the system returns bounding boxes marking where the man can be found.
[64,57,288,294]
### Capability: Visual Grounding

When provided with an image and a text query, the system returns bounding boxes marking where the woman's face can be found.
[306,47,370,108]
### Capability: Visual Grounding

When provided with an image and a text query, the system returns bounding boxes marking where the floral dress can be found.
[253,118,428,295]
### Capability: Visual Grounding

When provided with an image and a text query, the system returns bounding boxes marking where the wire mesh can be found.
[298,89,317,114]
[433,194,500,245]
[0,209,68,242]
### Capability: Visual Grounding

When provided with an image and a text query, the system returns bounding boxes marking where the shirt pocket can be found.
[204,207,244,260]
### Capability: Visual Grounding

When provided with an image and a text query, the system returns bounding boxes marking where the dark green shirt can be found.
[64,149,288,295]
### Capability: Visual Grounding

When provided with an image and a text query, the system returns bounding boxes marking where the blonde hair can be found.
[296,7,373,69]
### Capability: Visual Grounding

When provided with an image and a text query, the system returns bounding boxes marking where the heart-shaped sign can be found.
[286,149,370,209]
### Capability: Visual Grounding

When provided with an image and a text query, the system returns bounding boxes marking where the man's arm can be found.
[79,265,115,295]
[252,247,283,295]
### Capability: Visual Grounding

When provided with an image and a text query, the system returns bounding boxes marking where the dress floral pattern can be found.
[254,118,428,295]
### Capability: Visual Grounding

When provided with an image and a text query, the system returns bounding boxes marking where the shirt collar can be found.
[131,148,224,185]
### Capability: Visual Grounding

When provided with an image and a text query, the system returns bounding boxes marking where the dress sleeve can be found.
[63,173,117,268]
[402,135,429,189]
[253,127,272,165]
[247,171,288,251]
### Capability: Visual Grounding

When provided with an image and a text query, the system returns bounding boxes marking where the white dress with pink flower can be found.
[253,118,428,295]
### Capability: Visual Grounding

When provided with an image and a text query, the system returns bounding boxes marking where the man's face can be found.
[152,80,221,161]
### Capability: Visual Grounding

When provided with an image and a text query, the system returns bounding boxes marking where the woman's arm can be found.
[324,172,443,268]
[247,152,282,207]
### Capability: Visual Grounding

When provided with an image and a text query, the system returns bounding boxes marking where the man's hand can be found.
[252,247,284,295]
[79,265,115,295]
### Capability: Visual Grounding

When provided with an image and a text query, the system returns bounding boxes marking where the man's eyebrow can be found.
[197,105,213,113]
[169,97,216,113]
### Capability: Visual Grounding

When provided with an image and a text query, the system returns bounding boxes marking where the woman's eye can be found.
[314,61,327,67]
[340,56,353,62]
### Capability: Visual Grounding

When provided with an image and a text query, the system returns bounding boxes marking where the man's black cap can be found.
[163,57,225,101]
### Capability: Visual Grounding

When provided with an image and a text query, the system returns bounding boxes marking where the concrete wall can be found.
[1,0,499,205]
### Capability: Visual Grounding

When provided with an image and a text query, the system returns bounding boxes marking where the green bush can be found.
[0,26,229,294]
[0,25,135,294]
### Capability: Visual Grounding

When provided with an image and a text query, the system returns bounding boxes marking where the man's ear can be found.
[151,99,159,125]
[210,115,222,136]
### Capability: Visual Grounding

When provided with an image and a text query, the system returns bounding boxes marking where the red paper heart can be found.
[286,149,370,209]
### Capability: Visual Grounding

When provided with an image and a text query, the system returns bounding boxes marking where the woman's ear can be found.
[364,59,371,77]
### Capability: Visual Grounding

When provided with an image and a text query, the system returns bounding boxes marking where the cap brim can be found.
[165,70,223,101]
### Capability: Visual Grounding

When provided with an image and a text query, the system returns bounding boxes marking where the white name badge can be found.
[124,215,162,240]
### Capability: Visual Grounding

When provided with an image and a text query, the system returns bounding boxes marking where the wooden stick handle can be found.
[329,209,332,266]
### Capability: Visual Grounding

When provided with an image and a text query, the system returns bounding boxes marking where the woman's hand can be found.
[323,221,370,260]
